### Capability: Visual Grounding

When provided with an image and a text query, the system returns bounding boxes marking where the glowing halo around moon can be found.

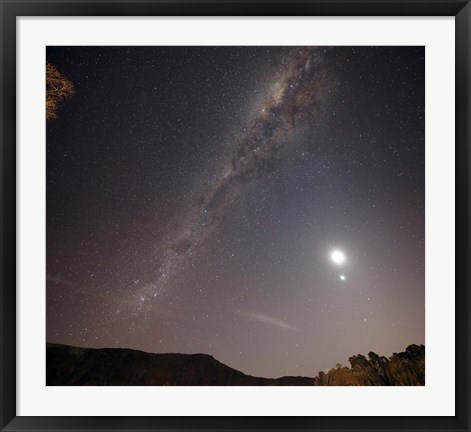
[330,250,345,265]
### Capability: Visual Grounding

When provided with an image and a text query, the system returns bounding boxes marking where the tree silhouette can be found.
[314,344,425,386]
[46,63,74,121]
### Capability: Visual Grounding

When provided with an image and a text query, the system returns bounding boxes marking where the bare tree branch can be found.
[46,63,74,121]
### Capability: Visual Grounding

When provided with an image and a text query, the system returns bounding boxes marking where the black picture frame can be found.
[1,1,469,431]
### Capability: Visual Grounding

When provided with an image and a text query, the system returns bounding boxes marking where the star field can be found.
[46,46,424,378]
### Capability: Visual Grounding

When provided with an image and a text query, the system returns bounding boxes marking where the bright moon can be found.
[340,275,346,281]
[331,250,345,264]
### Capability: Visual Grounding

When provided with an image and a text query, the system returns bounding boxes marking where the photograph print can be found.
[46,46,425,386]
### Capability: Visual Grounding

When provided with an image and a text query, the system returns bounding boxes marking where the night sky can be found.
[46,46,425,378]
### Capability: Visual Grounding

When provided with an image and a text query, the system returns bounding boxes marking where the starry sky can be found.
[46,46,425,378]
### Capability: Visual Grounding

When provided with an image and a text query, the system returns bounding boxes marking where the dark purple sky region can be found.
[46,46,425,378]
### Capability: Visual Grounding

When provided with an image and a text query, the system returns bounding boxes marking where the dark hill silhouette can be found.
[46,342,424,386]
[46,343,312,386]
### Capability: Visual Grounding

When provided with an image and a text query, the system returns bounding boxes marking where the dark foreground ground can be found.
[46,342,424,386]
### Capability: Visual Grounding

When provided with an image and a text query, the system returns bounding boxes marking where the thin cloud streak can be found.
[239,310,300,332]
[46,274,81,289]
